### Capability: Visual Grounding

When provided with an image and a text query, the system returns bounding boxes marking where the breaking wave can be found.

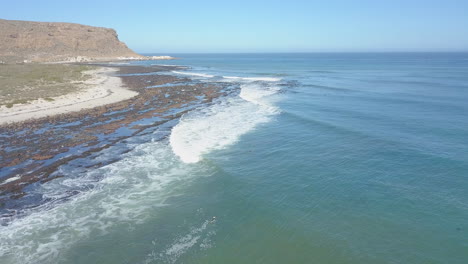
[0,70,284,264]
[169,79,281,163]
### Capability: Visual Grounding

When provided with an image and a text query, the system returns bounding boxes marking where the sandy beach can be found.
[0,67,138,125]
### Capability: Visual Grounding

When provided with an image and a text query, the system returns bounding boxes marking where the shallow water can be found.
[1,53,468,263]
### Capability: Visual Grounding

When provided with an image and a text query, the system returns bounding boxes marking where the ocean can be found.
[1,53,468,263]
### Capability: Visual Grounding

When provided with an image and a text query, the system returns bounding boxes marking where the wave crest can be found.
[170,81,280,163]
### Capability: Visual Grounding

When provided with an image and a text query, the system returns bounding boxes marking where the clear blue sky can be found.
[2,0,468,53]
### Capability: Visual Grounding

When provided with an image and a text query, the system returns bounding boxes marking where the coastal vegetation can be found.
[0,64,94,107]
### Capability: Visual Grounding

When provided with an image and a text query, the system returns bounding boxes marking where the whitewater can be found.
[0,71,282,264]
[3,53,467,264]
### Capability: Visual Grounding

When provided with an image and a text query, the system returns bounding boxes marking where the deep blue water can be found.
[2,53,467,263]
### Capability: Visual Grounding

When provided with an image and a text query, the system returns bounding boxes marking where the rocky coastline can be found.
[0,64,233,219]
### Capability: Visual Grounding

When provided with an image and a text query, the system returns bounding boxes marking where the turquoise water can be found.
[1,53,468,263]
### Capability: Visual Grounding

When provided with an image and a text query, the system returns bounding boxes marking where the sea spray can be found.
[170,79,281,163]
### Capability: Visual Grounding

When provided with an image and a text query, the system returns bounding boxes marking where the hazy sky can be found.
[2,0,468,53]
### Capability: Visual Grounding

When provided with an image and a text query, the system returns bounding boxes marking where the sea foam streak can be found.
[222,76,281,82]
[170,80,280,163]
[172,71,215,78]
[144,219,216,264]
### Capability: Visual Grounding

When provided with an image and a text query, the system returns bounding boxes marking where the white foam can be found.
[0,141,207,264]
[0,71,284,263]
[222,76,281,82]
[152,64,184,67]
[239,83,281,107]
[1,175,21,185]
[170,82,280,163]
[172,71,215,78]
[144,219,215,264]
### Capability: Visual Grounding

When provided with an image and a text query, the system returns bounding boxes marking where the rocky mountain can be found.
[0,19,146,63]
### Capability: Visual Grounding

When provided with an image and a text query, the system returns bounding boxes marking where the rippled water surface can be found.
[1,53,468,263]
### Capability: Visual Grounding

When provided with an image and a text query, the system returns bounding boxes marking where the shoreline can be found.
[0,64,228,212]
[0,67,138,125]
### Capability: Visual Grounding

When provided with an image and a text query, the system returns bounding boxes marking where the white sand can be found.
[0,67,138,125]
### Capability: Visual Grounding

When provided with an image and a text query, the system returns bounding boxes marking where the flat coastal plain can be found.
[0,64,138,124]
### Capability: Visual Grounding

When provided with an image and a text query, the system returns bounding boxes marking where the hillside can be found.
[0,19,145,63]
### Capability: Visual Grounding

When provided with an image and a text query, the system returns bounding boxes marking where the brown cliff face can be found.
[0,19,145,63]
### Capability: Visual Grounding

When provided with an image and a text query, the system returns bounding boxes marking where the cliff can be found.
[0,19,146,63]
